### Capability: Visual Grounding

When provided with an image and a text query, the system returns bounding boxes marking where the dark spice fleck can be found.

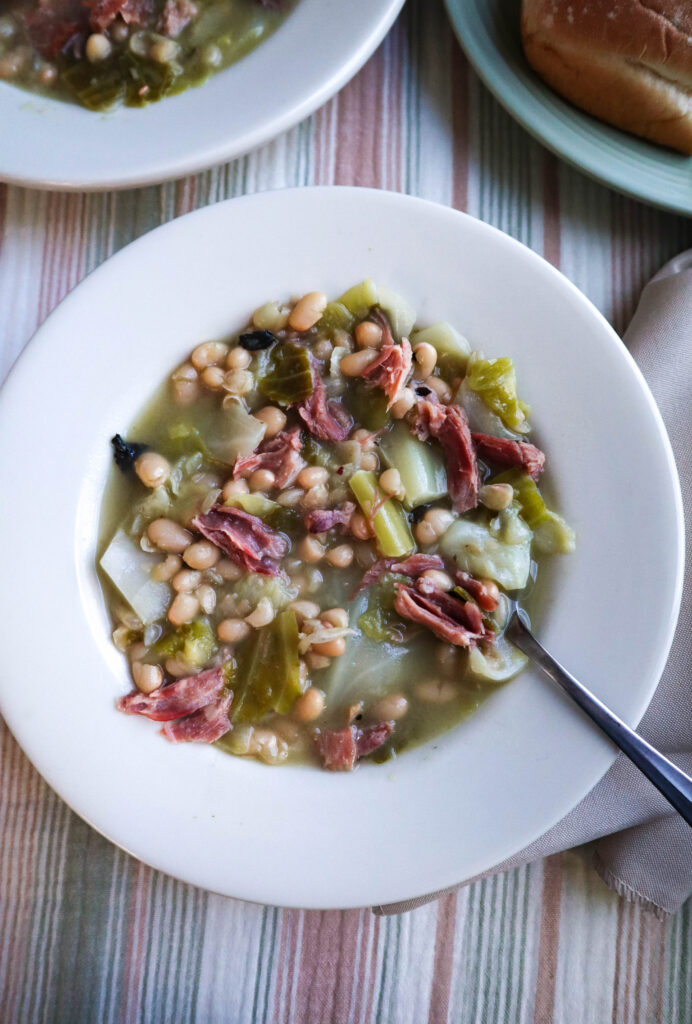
[238,329,277,351]
[336,466,344,476]
[415,386,432,397]
[111,434,148,473]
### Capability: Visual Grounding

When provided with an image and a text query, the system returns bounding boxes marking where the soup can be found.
[99,281,575,770]
[0,0,294,110]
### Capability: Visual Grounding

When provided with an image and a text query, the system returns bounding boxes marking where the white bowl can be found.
[0,188,683,908]
[0,0,404,190]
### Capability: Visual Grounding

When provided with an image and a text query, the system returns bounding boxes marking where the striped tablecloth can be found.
[1,2,691,1020]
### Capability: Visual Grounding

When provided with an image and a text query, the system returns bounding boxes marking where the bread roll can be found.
[521,0,692,154]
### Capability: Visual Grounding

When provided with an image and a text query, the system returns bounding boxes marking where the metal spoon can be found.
[507,608,692,827]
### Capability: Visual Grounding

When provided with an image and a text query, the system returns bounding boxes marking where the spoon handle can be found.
[508,611,692,828]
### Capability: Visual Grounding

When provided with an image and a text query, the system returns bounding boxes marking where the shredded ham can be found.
[89,0,155,32]
[356,721,394,757]
[358,311,412,409]
[304,502,355,534]
[314,721,394,771]
[23,0,87,57]
[117,665,226,722]
[192,505,288,576]
[161,693,232,743]
[472,432,545,480]
[159,0,197,35]
[233,426,305,488]
[393,582,489,647]
[355,553,445,593]
[411,400,480,513]
[454,571,499,612]
[297,356,353,442]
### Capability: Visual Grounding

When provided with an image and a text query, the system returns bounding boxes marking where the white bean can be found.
[326,544,354,568]
[413,342,437,378]
[217,618,251,643]
[340,349,378,376]
[85,33,112,62]
[355,321,383,349]
[132,661,163,694]
[191,341,228,370]
[479,483,514,511]
[289,291,327,332]
[245,597,275,629]
[391,388,415,419]
[299,536,325,562]
[135,452,170,489]
[226,346,252,370]
[183,541,220,570]
[298,465,328,489]
[253,406,286,438]
[148,519,192,554]
[293,688,325,722]
[371,693,409,720]
[415,679,457,703]
[168,592,199,626]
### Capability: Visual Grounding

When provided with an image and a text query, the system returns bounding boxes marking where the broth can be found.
[98,282,574,770]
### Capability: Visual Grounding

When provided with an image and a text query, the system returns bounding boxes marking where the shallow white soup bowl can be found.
[0,188,683,908]
[0,0,405,190]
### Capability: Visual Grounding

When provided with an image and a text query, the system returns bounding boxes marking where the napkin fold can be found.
[375,252,692,918]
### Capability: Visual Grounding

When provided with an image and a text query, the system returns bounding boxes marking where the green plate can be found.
[445,0,692,216]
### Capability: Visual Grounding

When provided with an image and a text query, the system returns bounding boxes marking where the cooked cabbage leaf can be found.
[494,470,575,555]
[232,609,302,722]
[259,344,313,405]
[466,355,530,434]
[439,509,532,589]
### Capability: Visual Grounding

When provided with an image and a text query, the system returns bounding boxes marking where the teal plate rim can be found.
[444,0,692,217]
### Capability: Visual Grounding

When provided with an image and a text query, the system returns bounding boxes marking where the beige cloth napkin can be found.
[375,252,692,918]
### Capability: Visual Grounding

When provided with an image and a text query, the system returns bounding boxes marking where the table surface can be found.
[1,2,691,1021]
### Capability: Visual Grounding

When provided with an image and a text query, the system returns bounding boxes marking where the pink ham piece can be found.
[471,432,545,480]
[159,0,197,35]
[314,726,358,771]
[88,0,154,32]
[161,692,232,743]
[454,571,499,612]
[305,502,355,534]
[23,0,87,58]
[233,426,305,488]
[393,582,489,647]
[411,400,480,513]
[355,553,445,593]
[358,312,412,409]
[314,721,394,771]
[192,505,288,576]
[117,665,226,722]
[297,357,352,442]
[356,721,394,757]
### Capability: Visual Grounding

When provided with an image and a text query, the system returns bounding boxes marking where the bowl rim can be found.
[0,187,684,907]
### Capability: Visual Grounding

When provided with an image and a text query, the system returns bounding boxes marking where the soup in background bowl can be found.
[0,0,295,110]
